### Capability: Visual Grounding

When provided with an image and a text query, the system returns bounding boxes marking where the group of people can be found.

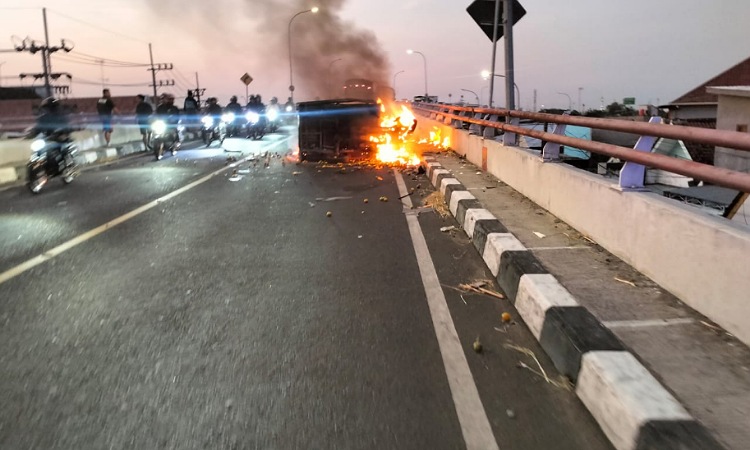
[31,89,295,152]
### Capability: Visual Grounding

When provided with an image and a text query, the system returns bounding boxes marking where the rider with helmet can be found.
[224,95,244,137]
[29,97,71,137]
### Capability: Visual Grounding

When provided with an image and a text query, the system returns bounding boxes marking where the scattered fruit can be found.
[473,337,483,353]
[326,211,332,217]
[363,198,369,203]
[501,312,512,323]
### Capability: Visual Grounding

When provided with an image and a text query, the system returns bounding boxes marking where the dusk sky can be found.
[1,0,748,110]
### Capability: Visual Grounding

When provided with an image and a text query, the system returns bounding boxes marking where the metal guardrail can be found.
[411,102,750,193]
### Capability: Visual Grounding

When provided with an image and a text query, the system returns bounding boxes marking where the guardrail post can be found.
[469,112,483,135]
[619,116,662,190]
[503,115,518,146]
[543,112,569,161]
[453,110,469,129]
[482,114,499,139]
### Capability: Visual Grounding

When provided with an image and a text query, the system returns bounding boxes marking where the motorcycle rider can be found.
[153,93,181,159]
[183,90,200,130]
[265,96,281,132]
[224,95,243,137]
[28,97,72,137]
[205,97,223,120]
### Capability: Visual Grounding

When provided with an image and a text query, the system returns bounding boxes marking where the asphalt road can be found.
[0,131,613,449]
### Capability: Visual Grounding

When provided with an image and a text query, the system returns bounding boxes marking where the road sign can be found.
[623,97,636,105]
[240,73,253,86]
[466,0,526,41]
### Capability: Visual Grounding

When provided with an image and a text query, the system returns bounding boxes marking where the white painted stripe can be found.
[603,318,695,329]
[105,148,118,159]
[463,208,497,239]
[440,177,461,196]
[516,274,580,340]
[431,168,450,186]
[576,351,692,450]
[84,152,98,163]
[449,191,476,216]
[395,170,499,450]
[0,137,292,286]
[482,233,526,277]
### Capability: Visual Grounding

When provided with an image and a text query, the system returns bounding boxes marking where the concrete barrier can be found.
[417,116,750,347]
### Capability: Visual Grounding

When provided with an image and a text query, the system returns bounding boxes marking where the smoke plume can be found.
[142,0,391,101]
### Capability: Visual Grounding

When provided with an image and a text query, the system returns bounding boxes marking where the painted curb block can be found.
[421,156,724,450]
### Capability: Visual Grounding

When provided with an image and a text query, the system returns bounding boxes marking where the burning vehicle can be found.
[296,96,421,165]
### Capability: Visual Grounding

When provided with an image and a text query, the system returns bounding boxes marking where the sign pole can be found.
[488,0,500,108]
[504,0,515,111]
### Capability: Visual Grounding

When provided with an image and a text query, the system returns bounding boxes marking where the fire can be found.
[429,127,450,149]
[371,100,421,166]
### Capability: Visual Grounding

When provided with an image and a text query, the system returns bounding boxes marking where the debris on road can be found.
[473,337,483,353]
[506,409,516,419]
[458,281,505,299]
[377,176,384,181]
[316,196,353,202]
[379,196,389,202]
[364,198,369,203]
[292,171,302,176]
[506,343,572,390]
[309,202,316,207]
[614,277,637,287]
[326,211,333,217]
[501,312,512,323]
[423,191,450,218]
[237,168,250,174]
[440,225,456,232]
[533,231,546,239]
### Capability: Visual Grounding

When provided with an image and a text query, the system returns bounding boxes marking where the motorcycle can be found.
[222,112,244,138]
[150,118,181,160]
[265,104,280,133]
[26,129,79,194]
[200,115,227,147]
[245,109,266,140]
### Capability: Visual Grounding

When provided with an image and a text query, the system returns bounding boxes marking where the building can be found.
[707,86,750,173]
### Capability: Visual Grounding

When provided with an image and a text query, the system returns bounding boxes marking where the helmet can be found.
[41,96,59,108]
[270,97,278,104]
[231,95,238,102]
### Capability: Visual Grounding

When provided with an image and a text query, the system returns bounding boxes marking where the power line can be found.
[69,50,148,67]
[47,9,148,44]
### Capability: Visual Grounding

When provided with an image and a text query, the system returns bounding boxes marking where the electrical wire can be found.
[47,9,149,44]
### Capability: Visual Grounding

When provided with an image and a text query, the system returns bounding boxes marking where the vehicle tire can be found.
[62,155,77,184]
[202,130,209,147]
[27,165,47,194]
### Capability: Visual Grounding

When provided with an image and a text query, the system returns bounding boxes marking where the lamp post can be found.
[460,88,479,105]
[557,92,572,110]
[406,49,428,99]
[480,86,489,106]
[481,70,521,109]
[392,70,405,99]
[287,6,319,102]
[578,87,584,112]
[327,57,342,96]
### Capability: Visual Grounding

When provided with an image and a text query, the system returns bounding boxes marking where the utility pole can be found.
[194,72,206,105]
[13,9,73,98]
[147,43,173,104]
[533,89,537,112]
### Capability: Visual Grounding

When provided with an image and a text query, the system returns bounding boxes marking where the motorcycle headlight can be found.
[201,116,214,127]
[285,105,293,112]
[151,120,167,134]
[267,109,279,121]
[245,112,260,124]
[221,113,235,123]
[30,139,46,152]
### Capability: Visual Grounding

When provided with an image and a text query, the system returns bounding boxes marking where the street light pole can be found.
[578,87,583,112]
[407,49,428,99]
[557,92,572,110]
[327,57,342,96]
[460,88,479,105]
[287,6,319,103]
[392,70,404,99]
[482,71,521,109]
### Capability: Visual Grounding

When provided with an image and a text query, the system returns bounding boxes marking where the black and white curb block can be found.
[421,155,724,450]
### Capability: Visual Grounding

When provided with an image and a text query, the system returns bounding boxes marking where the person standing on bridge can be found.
[135,94,153,150]
[97,88,117,147]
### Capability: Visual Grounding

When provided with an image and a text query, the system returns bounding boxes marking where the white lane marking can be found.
[395,169,499,450]
[603,318,695,329]
[0,137,291,286]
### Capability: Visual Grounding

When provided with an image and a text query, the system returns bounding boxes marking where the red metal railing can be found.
[411,102,750,193]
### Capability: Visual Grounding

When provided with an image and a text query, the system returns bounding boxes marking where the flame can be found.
[371,101,421,166]
[429,127,450,149]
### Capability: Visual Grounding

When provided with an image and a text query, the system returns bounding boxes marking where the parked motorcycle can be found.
[150,119,181,160]
[200,115,226,147]
[26,129,79,194]
[245,110,266,140]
